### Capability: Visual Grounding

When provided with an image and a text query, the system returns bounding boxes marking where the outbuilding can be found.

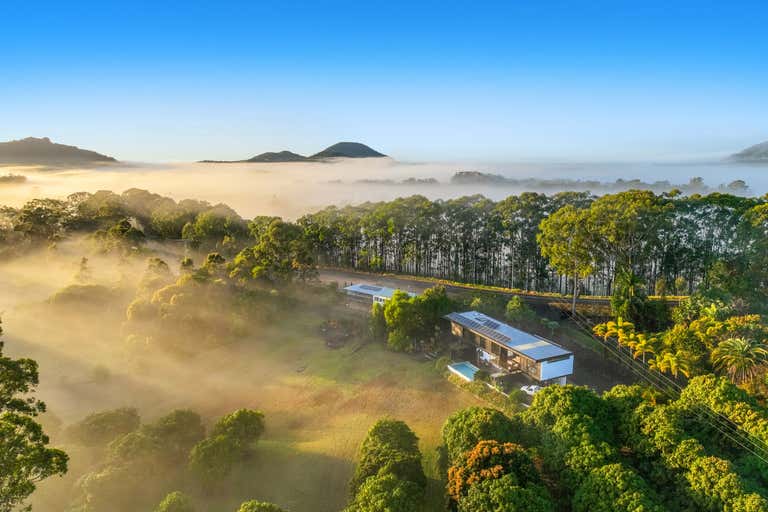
[344,283,417,305]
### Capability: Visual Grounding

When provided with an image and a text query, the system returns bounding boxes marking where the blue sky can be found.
[1,1,767,162]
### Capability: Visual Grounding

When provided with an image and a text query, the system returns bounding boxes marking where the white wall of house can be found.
[539,355,574,381]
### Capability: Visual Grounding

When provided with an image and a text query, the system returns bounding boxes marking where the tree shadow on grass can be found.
[198,442,355,512]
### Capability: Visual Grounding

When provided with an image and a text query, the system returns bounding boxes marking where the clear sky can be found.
[1,1,767,162]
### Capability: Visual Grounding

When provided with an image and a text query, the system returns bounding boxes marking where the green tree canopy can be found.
[572,463,664,512]
[64,407,140,447]
[210,408,265,448]
[0,319,68,511]
[447,440,541,502]
[350,419,425,494]
[441,407,520,463]
[154,491,195,512]
[458,473,554,512]
[236,500,287,512]
[345,472,422,512]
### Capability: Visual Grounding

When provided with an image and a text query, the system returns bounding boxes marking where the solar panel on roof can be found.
[444,311,571,361]
[483,319,500,329]
[360,285,383,291]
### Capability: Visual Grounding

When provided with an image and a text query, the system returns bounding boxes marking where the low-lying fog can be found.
[1,158,766,219]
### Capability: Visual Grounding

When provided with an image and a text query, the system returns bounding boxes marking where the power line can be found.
[561,300,768,461]
[540,294,768,465]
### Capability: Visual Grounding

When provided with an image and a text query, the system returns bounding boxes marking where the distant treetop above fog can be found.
[0,136,117,165]
[450,171,751,196]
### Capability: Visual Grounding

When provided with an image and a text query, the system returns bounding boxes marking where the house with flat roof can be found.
[344,283,417,305]
[445,310,573,384]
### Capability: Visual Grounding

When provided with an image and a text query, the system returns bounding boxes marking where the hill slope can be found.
[247,150,308,162]
[310,142,386,159]
[731,140,768,162]
[0,137,117,164]
[200,150,309,163]
[201,142,387,163]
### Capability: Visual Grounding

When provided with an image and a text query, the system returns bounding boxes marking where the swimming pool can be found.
[447,361,480,382]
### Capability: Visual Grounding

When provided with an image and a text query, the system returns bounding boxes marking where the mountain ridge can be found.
[731,140,768,162]
[200,141,386,163]
[309,142,386,159]
[0,137,117,165]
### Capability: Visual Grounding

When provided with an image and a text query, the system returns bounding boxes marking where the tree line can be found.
[299,190,767,310]
[3,188,765,315]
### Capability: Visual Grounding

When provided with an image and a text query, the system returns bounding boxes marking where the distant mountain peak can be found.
[310,142,386,159]
[246,150,308,163]
[0,136,117,165]
[731,140,768,162]
[201,141,387,164]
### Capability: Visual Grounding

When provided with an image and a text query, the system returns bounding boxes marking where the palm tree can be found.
[712,338,768,385]
[649,350,692,379]
[596,317,635,343]
[632,334,658,364]
[648,355,667,374]
[665,351,692,379]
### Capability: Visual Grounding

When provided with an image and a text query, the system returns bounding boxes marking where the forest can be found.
[0,187,767,511]
[299,190,767,306]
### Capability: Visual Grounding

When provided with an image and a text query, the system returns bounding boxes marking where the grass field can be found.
[191,312,483,512]
[17,304,482,512]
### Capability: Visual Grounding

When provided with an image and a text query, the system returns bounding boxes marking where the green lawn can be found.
[192,314,481,511]
[22,301,481,512]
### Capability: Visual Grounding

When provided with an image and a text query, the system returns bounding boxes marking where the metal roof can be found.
[344,283,416,299]
[444,311,572,361]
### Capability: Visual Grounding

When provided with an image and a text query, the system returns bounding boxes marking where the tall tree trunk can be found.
[572,274,578,315]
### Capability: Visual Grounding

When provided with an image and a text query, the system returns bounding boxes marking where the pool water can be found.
[447,361,480,381]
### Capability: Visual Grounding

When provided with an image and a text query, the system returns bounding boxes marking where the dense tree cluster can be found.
[439,380,768,512]
[0,190,244,253]
[75,409,205,511]
[595,300,768,396]
[66,407,266,512]
[123,243,315,353]
[188,409,265,488]
[346,419,426,512]
[370,286,454,352]
[300,191,768,312]
[124,254,262,352]
[229,219,316,284]
[63,407,140,447]
[0,190,315,277]
[440,407,553,511]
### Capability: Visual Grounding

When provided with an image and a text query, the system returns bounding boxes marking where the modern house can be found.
[344,283,417,305]
[444,310,573,385]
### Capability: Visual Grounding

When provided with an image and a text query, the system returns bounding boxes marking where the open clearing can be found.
[9,305,482,512]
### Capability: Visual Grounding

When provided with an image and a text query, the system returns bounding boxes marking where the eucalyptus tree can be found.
[538,205,596,313]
